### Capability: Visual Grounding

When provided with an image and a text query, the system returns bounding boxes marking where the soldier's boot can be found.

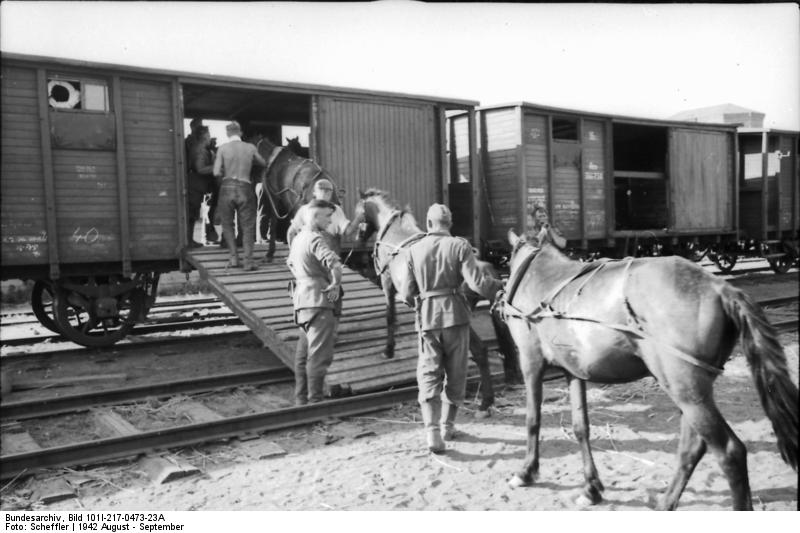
[441,403,459,441]
[420,400,445,454]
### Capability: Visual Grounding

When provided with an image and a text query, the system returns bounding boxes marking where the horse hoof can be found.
[382,351,394,360]
[574,494,595,507]
[507,474,531,489]
[474,408,491,419]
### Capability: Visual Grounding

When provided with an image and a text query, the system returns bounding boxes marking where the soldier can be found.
[286,178,360,253]
[186,126,214,248]
[400,204,503,454]
[287,199,343,405]
[213,121,267,270]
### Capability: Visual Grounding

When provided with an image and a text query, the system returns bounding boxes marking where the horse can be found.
[354,189,521,411]
[255,137,341,262]
[498,232,798,510]
[285,136,310,158]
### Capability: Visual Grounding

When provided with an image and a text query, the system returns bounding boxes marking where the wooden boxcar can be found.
[1,53,478,345]
[451,102,798,266]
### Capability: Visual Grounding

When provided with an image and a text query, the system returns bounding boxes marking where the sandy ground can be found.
[5,331,794,513]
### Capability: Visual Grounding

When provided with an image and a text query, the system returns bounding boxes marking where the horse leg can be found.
[657,415,707,510]
[566,375,605,505]
[673,400,752,510]
[468,326,494,415]
[265,211,276,263]
[383,276,396,359]
[508,335,546,488]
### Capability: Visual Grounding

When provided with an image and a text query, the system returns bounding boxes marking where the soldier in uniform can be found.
[286,178,360,253]
[287,199,343,405]
[400,204,503,454]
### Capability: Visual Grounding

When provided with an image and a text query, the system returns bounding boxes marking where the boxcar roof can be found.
[1,52,478,110]
[469,101,740,132]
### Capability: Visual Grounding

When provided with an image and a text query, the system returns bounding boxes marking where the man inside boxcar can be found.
[522,206,566,249]
[399,204,503,454]
[286,179,360,253]
[186,126,215,248]
[213,121,267,270]
[287,199,343,405]
[184,118,204,156]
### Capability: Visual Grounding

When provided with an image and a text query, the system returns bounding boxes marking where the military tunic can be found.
[400,232,503,406]
[287,228,343,404]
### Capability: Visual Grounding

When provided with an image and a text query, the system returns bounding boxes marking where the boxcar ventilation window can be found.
[48,78,109,111]
[48,76,115,150]
[552,117,578,141]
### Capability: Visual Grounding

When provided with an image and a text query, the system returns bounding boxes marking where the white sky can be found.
[2,1,799,130]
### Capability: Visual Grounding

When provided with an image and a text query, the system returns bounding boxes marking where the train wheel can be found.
[711,253,737,274]
[52,277,145,348]
[687,246,708,262]
[768,255,793,274]
[31,280,62,334]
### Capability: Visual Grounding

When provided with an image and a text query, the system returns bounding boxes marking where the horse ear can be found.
[507,228,520,247]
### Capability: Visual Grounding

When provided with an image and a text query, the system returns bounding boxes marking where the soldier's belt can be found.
[419,288,461,300]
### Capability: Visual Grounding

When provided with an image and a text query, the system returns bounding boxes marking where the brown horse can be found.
[354,189,520,411]
[499,232,798,510]
[256,138,341,261]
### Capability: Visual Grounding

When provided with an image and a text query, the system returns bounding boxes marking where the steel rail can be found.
[0,386,422,480]
[0,367,294,421]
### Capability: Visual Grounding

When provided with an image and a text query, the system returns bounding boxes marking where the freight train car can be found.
[1,53,478,346]
[447,102,798,270]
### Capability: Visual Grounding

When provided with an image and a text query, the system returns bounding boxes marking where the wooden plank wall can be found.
[1,65,49,265]
[316,97,438,224]
[551,142,582,238]
[482,108,519,240]
[522,113,549,216]
[52,150,121,263]
[670,129,732,231]
[120,78,180,260]
[581,120,606,238]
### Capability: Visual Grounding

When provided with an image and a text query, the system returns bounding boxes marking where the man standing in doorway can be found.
[400,204,503,454]
[213,121,267,270]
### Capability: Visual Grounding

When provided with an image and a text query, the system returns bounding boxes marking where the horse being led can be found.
[354,189,518,412]
[499,232,798,510]
[256,138,340,261]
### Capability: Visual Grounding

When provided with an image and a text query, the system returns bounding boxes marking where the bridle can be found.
[367,208,424,277]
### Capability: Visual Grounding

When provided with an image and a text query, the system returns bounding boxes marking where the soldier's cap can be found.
[426,203,452,225]
[314,179,334,191]
[307,199,336,211]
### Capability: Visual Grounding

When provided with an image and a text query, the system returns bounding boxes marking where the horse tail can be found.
[720,283,798,470]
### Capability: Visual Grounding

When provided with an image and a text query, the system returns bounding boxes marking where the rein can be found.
[371,210,425,276]
[500,247,723,375]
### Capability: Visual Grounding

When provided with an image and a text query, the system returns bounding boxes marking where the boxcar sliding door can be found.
[314,97,439,225]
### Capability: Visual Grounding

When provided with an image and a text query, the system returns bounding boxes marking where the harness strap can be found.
[372,212,425,276]
[501,248,722,375]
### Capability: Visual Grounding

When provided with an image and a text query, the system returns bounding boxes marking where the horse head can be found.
[355,188,384,243]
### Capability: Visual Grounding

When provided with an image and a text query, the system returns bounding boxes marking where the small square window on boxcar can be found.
[552,117,579,141]
[48,77,109,112]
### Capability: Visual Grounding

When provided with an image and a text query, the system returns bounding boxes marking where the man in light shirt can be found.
[213,121,267,270]
[286,179,359,254]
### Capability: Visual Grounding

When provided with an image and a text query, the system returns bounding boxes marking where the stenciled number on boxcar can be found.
[72,226,101,245]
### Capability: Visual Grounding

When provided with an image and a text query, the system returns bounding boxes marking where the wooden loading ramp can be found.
[185,243,503,396]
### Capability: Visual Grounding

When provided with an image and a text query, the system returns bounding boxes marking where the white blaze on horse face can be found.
[508,229,520,247]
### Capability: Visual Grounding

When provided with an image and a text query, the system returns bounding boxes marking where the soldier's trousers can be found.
[294,308,338,404]
[416,324,470,407]
[217,179,256,263]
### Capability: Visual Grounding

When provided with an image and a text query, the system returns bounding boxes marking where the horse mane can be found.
[362,188,422,231]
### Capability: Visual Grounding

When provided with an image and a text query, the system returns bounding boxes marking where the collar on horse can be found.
[499,246,723,375]
[257,140,326,220]
[372,210,425,276]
